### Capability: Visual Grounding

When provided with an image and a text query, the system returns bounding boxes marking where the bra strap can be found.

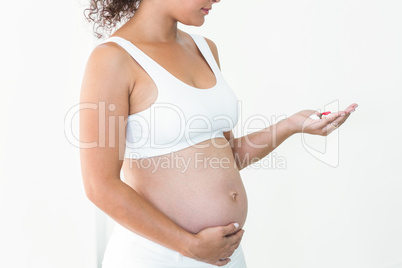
[188,33,221,73]
[99,36,166,85]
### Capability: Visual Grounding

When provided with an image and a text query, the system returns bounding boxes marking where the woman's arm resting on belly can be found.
[79,46,244,267]
[82,173,244,266]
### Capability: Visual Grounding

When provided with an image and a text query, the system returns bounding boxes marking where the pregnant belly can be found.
[122,138,248,234]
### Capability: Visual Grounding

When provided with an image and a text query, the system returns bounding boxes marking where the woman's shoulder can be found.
[82,40,136,98]
[91,39,130,65]
[90,36,138,75]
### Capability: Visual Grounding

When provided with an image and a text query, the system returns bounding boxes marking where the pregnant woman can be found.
[79,0,358,267]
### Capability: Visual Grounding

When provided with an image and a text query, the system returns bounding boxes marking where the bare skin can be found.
[79,0,358,266]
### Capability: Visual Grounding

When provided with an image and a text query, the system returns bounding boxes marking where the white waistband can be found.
[102,223,247,268]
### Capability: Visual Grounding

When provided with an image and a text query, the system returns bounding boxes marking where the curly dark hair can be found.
[83,0,141,39]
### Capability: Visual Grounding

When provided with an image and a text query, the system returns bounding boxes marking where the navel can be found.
[231,192,238,200]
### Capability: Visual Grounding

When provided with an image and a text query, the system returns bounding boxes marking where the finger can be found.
[323,115,348,134]
[346,103,358,111]
[325,110,346,119]
[230,236,241,247]
[223,250,235,258]
[341,104,358,115]
[226,229,244,246]
[327,110,351,125]
[214,258,231,267]
[221,222,240,237]
[228,238,242,255]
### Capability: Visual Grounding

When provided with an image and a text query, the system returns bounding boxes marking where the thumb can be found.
[222,222,240,236]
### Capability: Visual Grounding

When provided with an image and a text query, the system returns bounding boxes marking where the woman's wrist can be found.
[177,231,199,259]
[283,116,299,136]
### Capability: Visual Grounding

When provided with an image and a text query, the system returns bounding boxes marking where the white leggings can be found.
[102,223,247,268]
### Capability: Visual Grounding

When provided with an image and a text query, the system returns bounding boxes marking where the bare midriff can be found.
[121,137,248,234]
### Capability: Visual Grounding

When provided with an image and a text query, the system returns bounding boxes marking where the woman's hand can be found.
[184,223,245,266]
[288,103,358,135]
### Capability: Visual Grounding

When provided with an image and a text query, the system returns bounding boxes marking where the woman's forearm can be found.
[232,118,296,170]
[85,177,194,256]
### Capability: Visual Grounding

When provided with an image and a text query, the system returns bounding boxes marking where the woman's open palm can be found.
[288,103,358,136]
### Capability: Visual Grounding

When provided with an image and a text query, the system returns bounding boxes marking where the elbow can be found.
[83,179,99,204]
[82,176,106,204]
[82,174,120,205]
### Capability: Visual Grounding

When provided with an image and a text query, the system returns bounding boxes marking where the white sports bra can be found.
[100,32,239,159]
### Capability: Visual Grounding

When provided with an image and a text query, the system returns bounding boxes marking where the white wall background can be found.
[0,0,401,267]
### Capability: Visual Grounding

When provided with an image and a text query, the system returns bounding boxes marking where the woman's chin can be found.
[180,18,205,27]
